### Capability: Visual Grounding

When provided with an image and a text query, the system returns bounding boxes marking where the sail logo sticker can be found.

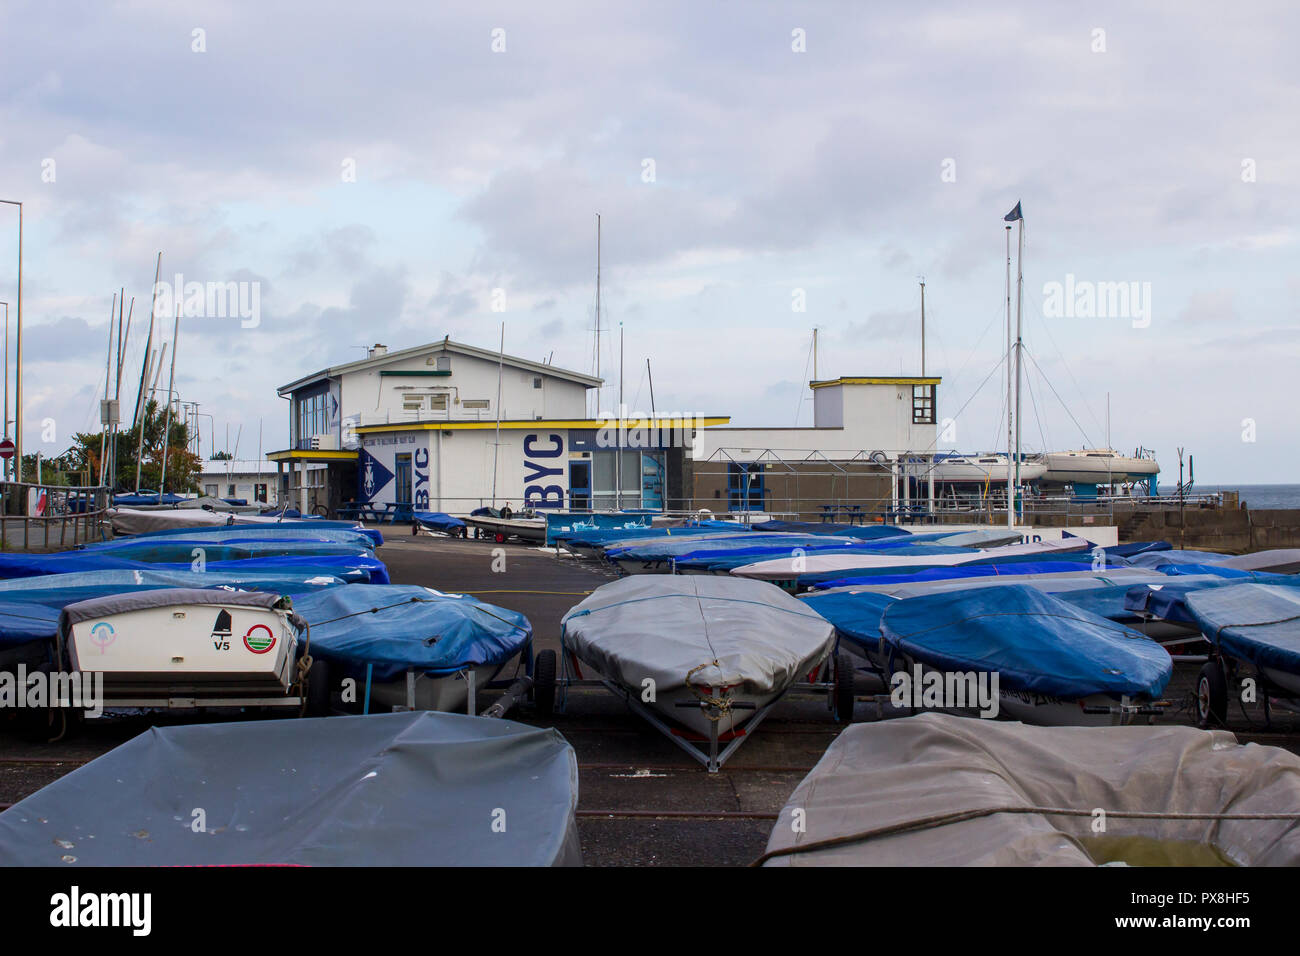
[89,622,116,652]
[243,624,276,654]
[211,609,232,650]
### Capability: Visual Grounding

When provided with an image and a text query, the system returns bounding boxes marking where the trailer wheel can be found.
[533,650,557,718]
[306,657,331,717]
[1196,661,1228,728]
[833,653,856,723]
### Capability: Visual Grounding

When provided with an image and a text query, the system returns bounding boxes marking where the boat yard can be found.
[2,528,1299,867]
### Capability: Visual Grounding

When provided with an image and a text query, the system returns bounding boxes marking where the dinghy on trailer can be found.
[0,711,581,866]
[760,713,1300,866]
[815,584,1171,726]
[59,589,307,712]
[290,584,535,714]
[556,575,847,770]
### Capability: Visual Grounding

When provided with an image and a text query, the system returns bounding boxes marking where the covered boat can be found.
[761,713,1300,866]
[0,711,580,866]
[876,584,1170,725]
[291,584,533,713]
[559,575,840,768]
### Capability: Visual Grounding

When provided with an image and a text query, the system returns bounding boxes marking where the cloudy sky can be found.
[1,1,1295,482]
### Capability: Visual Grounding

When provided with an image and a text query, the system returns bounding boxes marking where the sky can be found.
[0,1,1295,482]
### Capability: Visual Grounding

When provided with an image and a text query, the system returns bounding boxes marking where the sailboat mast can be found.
[594,213,601,416]
[491,322,504,507]
[1013,216,1024,520]
[158,308,180,494]
[919,278,926,376]
[1005,225,1013,529]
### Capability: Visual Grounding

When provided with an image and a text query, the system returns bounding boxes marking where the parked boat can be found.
[464,508,548,543]
[1041,448,1160,485]
[932,453,1047,484]
[558,575,843,769]
[759,713,1300,866]
[0,711,581,865]
[291,584,534,714]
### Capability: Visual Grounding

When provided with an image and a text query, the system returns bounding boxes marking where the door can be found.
[569,461,591,510]
[394,453,413,506]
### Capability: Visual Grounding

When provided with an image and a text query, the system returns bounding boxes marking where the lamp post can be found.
[0,200,22,483]
[1,300,8,480]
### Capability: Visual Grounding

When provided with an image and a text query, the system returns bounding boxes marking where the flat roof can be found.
[810,376,941,388]
[265,449,360,462]
[356,416,731,435]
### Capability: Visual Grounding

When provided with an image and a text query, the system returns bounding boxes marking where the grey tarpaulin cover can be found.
[562,575,835,698]
[0,711,581,866]
[763,713,1300,866]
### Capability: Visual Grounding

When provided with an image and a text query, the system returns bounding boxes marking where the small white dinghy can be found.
[61,588,305,710]
[558,576,844,770]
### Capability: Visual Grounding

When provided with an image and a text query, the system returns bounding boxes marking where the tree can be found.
[66,399,203,492]
[210,450,234,460]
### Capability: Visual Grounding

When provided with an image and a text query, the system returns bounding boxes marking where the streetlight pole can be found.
[1,300,7,480]
[0,200,21,483]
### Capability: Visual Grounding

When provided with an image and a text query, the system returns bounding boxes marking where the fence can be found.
[0,482,110,551]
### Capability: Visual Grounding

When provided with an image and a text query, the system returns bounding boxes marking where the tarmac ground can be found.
[2,530,1299,866]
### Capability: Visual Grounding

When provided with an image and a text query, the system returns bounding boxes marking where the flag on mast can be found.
[1003,201,1023,222]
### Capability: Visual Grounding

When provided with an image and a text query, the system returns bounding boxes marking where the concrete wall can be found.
[1119,506,1300,552]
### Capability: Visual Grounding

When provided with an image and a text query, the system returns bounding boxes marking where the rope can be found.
[684,659,733,722]
[751,804,1300,866]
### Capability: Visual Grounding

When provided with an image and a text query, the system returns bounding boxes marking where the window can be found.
[254,483,268,503]
[912,385,936,424]
[533,377,543,389]
[204,484,217,497]
[297,390,329,439]
[462,399,490,409]
[227,484,236,497]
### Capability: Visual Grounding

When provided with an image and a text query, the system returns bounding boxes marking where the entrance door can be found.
[394,453,413,506]
[569,461,591,510]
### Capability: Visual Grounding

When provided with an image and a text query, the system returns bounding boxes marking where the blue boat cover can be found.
[1130,549,1231,569]
[1185,584,1300,675]
[415,512,467,534]
[0,552,148,578]
[752,521,910,539]
[0,601,64,646]
[557,525,741,549]
[878,584,1171,699]
[292,584,532,679]
[810,557,1125,590]
[800,590,896,655]
[93,521,381,547]
[1105,540,1171,558]
[75,538,372,563]
[0,568,347,609]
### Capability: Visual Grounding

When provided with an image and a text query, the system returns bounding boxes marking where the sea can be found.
[1156,484,1300,510]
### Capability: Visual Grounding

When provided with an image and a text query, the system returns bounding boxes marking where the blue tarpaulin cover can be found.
[74,538,372,563]
[1185,584,1300,675]
[1130,549,1230,569]
[877,584,1172,699]
[292,584,532,679]
[545,512,652,545]
[415,512,467,534]
[799,590,896,655]
[0,568,347,609]
[0,551,389,584]
[0,601,64,646]
[752,521,910,539]
[809,557,1125,590]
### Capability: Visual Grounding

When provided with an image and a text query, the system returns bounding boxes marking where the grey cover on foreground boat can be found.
[0,711,581,866]
[562,575,835,697]
[109,506,234,534]
[762,713,1300,866]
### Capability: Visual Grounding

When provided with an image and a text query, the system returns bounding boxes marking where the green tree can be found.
[67,399,202,492]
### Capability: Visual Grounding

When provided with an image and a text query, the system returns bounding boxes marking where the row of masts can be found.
[98,252,183,494]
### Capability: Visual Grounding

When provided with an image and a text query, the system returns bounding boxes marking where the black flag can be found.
[1003,201,1023,222]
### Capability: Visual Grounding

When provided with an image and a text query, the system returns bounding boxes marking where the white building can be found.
[197,459,280,506]
[270,338,728,515]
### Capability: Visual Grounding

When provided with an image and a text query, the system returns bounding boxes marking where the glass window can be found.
[912,385,935,424]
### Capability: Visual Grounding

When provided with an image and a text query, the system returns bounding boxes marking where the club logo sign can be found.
[243,624,276,654]
[89,621,116,652]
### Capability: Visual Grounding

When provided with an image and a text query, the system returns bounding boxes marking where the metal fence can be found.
[0,482,110,551]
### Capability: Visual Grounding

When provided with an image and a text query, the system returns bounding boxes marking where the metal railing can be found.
[1,482,111,551]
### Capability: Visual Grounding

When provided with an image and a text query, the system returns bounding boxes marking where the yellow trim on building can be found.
[810,376,941,389]
[355,416,731,434]
[265,449,360,462]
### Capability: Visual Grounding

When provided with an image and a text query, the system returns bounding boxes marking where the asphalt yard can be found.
[2,530,1299,866]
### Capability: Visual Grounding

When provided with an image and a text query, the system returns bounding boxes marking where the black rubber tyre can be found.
[1197,660,1228,728]
[833,653,856,723]
[533,649,557,718]
[305,657,331,717]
